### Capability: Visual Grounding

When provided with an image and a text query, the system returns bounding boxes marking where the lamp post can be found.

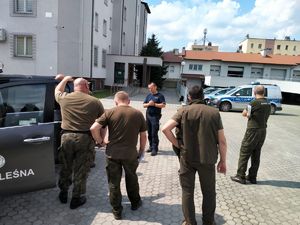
[181,61,185,74]
[180,61,188,105]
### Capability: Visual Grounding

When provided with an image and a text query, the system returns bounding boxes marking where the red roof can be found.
[183,50,300,66]
[162,51,183,63]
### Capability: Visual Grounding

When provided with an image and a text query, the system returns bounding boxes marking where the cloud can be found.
[146,0,300,52]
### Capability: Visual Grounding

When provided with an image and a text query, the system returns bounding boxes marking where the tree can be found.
[135,34,167,88]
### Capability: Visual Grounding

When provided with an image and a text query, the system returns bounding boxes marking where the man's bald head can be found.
[74,78,89,93]
[254,85,265,96]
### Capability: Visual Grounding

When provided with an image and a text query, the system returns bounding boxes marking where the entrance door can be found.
[114,62,125,84]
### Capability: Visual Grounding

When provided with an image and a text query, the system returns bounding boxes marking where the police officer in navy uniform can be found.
[231,85,271,184]
[143,82,166,156]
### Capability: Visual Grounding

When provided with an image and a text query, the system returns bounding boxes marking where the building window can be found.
[123,6,127,21]
[109,17,112,30]
[103,20,107,37]
[11,0,36,17]
[285,45,288,50]
[250,43,254,48]
[104,0,108,6]
[122,32,125,46]
[277,45,281,50]
[15,0,33,13]
[94,46,98,67]
[14,35,33,57]
[258,44,262,49]
[293,46,296,51]
[102,49,107,68]
[227,66,244,77]
[95,12,99,32]
[188,64,202,71]
[169,66,175,73]
[210,65,221,76]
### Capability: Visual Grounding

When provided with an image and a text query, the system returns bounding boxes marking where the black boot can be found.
[70,196,86,209]
[58,191,68,204]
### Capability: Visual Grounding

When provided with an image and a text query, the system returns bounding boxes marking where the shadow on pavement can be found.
[274,112,299,117]
[118,194,226,225]
[258,180,300,188]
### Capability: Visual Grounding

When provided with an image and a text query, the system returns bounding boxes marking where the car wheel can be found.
[219,102,231,112]
[270,104,276,115]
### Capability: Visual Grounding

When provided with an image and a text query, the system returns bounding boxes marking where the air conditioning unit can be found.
[0,29,7,42]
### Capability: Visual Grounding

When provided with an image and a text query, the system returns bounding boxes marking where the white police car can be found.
[210,83,282,114]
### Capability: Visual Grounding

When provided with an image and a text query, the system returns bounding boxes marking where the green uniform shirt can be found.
[247,98,271,129]
[96,105,147,160]
[55,91,104,131]
[172,99,223,164]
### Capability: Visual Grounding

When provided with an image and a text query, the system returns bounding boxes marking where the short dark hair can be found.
[188,85,204,100]
[149,82,157,87]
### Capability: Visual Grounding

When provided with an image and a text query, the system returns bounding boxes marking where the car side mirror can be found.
[235,93,240,97]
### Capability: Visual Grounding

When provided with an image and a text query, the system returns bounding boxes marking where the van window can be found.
[233,88,252,96]
[0,84,46,127]
[264,88,268,97]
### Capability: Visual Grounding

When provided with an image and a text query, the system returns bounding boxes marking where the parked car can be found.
[210,83,282,114]
[204,87,235,104]
[0,75,73,195]
[203,86,220,95]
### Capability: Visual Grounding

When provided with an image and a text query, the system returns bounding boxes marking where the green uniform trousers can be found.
[180,158,216,225]
[58,133,95,198]
[106,157,141,214]
[237,128,266,179]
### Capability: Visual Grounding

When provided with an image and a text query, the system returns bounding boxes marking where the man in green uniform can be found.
[55,74,105,209]
[162,85,227,225]
[90,91,147,220]
[231,85,271,184]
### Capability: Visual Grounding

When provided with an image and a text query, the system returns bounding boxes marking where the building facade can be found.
[239,37,300,56]
[174,50,300,95]
[0,0,160,88]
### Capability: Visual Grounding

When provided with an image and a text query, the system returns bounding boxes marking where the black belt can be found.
[61,130,91,135]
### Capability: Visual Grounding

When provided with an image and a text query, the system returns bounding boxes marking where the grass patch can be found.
[92,89,112,99]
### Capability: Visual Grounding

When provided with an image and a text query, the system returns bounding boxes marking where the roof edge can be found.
[141,1,151,14]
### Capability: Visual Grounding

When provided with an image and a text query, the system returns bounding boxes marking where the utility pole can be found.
[203,28,207,46]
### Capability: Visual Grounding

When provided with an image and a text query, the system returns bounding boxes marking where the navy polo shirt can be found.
[144,92,166,115]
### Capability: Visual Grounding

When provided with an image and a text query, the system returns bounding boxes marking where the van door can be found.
[231,87,253,110]
[0,83,56,195]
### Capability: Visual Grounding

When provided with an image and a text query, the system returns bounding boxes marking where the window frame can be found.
[14,35,33,58]
[109,17,112,31]
[11,0,37,17]
[95,12,99,32]
[123,6,127,21]
[94,46,99,67]
[188,64,203,71]
[102,49,107,68]
[169,66,175,73]
[103,19,107,37]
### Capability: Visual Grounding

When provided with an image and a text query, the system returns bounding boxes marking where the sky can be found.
[145,0,300,52]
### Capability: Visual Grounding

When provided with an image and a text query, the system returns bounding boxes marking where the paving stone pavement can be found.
[1,88,300,225]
